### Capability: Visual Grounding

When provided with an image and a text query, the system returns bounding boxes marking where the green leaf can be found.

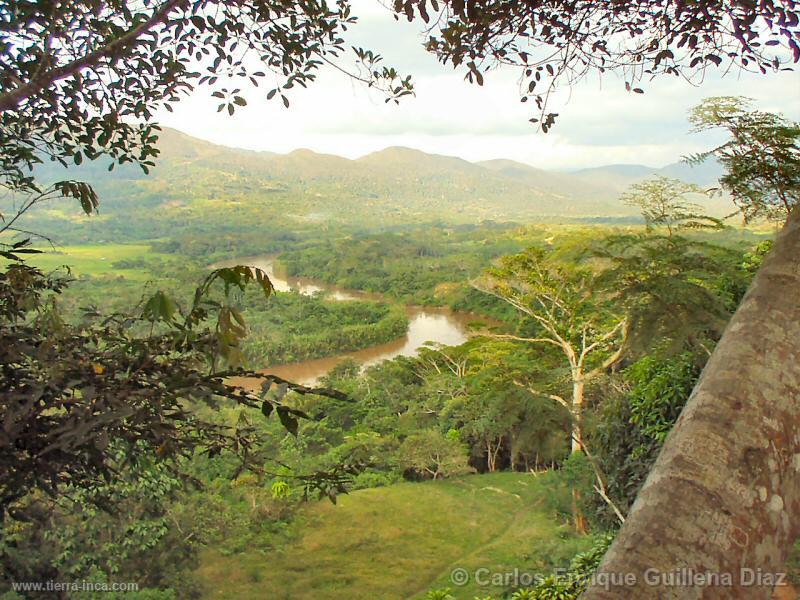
[276,406,298,435]
[142,290,177,322]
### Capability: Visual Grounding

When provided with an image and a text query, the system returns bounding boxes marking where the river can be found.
[214,256,490,385]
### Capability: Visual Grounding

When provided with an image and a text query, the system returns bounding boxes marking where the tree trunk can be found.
[572,376,585,453]
[571,374,588,534]
[584,209,800,599]
[572,487,588,535]
[487,440,499,472]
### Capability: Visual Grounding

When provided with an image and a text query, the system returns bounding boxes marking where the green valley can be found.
[2,56,797,600]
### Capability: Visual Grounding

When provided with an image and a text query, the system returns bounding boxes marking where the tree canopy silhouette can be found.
[394,0,798,130]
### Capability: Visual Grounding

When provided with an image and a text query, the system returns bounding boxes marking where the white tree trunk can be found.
[572,376,585,454]
[583,209,800,599]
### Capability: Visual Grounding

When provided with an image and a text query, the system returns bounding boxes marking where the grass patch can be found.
[19,243,173,280]
[195,472,591,599]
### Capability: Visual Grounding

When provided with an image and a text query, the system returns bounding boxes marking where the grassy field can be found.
[196,472,591,599]
[18,243,173,280]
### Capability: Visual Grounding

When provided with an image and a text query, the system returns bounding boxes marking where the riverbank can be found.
[215,255,499,384]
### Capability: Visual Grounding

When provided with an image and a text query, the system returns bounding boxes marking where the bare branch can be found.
[573,435,626,526]
[585,320,629,381]
[485,332,563,349]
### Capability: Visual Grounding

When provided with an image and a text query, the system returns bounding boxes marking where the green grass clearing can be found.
[13,243,174,281]
[196,472,591,600]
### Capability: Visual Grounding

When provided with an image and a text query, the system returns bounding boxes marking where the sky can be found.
[156,1,800,170]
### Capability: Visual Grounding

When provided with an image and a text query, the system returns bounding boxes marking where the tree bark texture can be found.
[583,209,800,599]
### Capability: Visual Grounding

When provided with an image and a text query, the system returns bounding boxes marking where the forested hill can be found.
[28,127,731,247]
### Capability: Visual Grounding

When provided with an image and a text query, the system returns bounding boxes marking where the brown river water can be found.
[214,256,491,385]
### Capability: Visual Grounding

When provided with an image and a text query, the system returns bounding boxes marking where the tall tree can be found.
[476,248,627,454]
[621,176,722,237]
[688,96,800,223]
[584,206,800,600]
[477,246,627,534]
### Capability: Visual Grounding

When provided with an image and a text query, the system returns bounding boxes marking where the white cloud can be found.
[155,3,800,170]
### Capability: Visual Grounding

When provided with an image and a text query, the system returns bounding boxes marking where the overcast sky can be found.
[156,1,800,170]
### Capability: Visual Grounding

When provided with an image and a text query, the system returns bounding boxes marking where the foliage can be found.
[595,234,751,355]
[688,96,800,222]
[626,353,699,445]
[0,0,411,200]
[621,176,722,235]
[0,256,348,519]
[33,251,411,368]
[276,223,533,311]
[270,480,290,499]
[396,0,798,130]
[785,538,800,585]
[242,292,408,365]
[507,532,614,599]
[540,533,614,598]
[0,181,100,247]
[567,532,615,587]
[538,452,594,525]
[0,453,198,596]
[589,352,704,528]
[397,429,473,480]
[585,388,657,530]
[420,529,613,600]
[427,340,570,472]
[425,589,455,600]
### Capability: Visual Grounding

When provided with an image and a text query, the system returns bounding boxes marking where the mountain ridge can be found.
[156,127,717,178]
[31,127,733,231]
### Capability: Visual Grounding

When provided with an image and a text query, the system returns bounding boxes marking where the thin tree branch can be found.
[584,320,629,381]
[573,435,626,525]
[513,380,570,410]
[485,332,563,348]
[579,318,626,367]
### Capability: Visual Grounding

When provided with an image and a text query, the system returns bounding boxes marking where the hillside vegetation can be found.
[21,128,732,255]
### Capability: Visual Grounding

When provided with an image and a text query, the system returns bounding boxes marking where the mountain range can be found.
[32,127,732,237]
